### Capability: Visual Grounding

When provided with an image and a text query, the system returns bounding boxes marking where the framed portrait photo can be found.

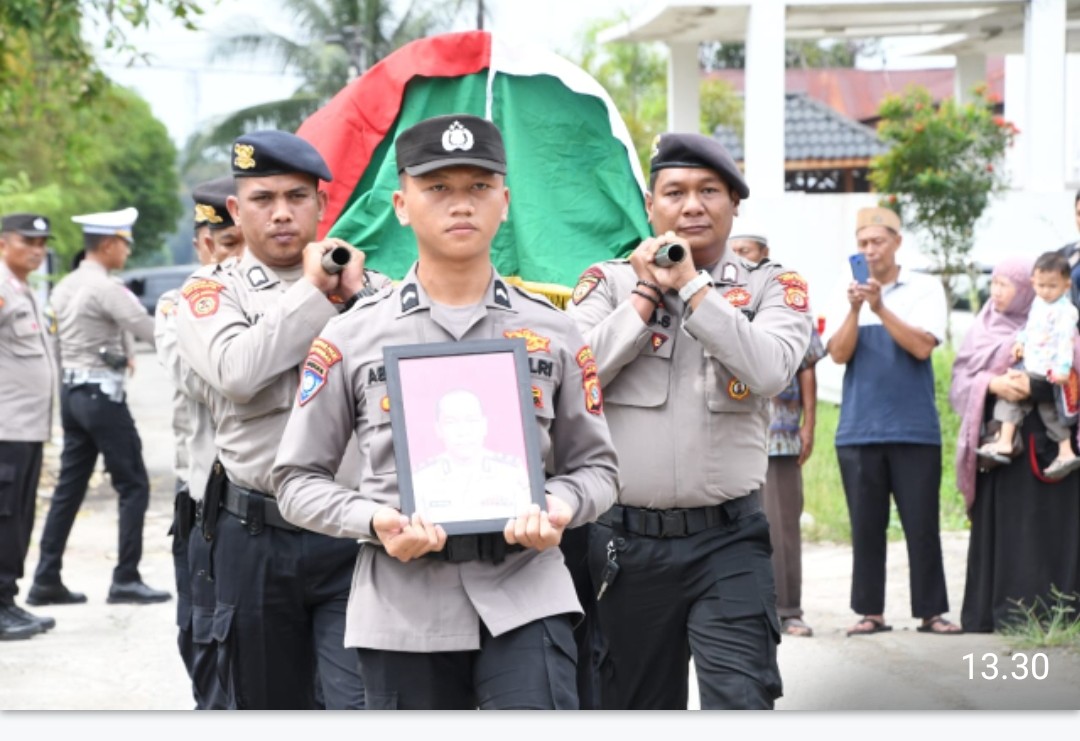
[384,338,547,536]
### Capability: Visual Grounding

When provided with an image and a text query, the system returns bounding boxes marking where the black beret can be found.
[192,176,237,230]
[1,212,52,238]
[395,114,506,176]
[231,130,332,182]
[650,132,749,199]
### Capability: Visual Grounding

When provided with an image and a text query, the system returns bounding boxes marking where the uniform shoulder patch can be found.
[181,278,226,318]
[576,345,603,415]
[774,271,809,312]
[298,338,344,406]
[572,266,606,305]
[156,288,180,317]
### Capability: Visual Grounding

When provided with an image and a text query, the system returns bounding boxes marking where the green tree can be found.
[0,1,205,110]
[701,38,880,70]
[1,80,183,267]
[186,0,475,159]
[576,16,742,176]
[869,84,1017,344]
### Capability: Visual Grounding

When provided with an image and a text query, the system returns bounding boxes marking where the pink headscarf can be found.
[949,256,1035,510]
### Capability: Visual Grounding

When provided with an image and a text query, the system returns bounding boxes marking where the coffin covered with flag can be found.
[296,30,651,303]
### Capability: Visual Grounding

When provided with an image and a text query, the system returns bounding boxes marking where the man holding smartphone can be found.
[825,206,961,636]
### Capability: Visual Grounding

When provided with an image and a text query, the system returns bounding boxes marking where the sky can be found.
[92,0,954,149]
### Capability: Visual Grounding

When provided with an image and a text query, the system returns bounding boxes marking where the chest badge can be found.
[650,333,668,352]
[504,328,551,353]
[727,377,750,401]
[723,288,751,307]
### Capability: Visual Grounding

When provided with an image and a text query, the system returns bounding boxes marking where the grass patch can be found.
[999,588,1080,652]
[802,346,969,543]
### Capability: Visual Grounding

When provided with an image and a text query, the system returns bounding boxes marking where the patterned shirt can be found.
[767,324,825,456]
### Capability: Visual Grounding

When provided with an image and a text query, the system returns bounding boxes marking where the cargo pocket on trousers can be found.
[542,615,580,710]
[0,462,14,517]
[712,570,782,640]
[210,603,237,707]
[710,570,783,701]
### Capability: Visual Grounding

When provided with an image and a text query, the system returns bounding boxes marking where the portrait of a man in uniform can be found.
[410,389,530,523]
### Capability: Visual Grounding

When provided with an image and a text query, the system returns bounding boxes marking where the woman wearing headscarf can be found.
[950,256,1080,632]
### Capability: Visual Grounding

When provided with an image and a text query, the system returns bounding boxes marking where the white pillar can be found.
[1024,0,1067,192]
[667,42,700,133]
[953,54,985,104]
[1004,54,1027,189]
[744,0,786,198]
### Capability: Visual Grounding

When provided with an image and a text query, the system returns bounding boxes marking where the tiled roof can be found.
[713,92,889,163]
[705,57,1005,122]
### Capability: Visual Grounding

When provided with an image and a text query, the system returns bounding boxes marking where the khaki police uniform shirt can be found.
[565,255,811,508]
[0,263,55,442]
[155,277,220,500]
[155,288,192,478]
[175,251,374,496]
[50,260,155,370]
[272,265,619,652]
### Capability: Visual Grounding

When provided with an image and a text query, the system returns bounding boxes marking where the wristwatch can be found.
[678,270,714,303]
[342,279,379,311]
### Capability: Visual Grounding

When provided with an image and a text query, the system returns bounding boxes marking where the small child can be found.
[979,251,1080,479]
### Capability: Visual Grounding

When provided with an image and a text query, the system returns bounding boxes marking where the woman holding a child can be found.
[950,255,1080,633]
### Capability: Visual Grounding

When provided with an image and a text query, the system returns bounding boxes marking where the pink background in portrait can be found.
[397,352,528,468]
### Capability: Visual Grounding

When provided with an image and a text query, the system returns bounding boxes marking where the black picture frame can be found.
[383,338,547,535]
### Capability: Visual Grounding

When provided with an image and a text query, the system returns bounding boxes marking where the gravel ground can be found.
[1,347,1077,728]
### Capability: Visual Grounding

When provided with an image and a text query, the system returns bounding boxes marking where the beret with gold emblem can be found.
[231,130,333,182]
[191,176,237,230]
[650,132,749,199]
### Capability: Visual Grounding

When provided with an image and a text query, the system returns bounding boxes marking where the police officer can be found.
[191,176,246,265]
[0,213,58,639]
[566,132,811,709]
[272,114,619,710]
[155,176,246,705]
[174,130,372,710]
[27,208,172,607]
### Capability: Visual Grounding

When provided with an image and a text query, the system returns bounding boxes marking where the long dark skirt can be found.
[961,409,1080,632]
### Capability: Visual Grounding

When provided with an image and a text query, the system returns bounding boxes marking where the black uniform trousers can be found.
[357,613,579,709]
[559,524,600,709]
[836,443,949,618]
[170,480,195,692]
[589,509,783,709]
[34,384,149,586]
[0,441,43,605]
[195,510,365,710]
[186,520,221,709]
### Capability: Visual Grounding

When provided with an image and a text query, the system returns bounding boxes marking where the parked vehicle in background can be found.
[119,264,198,316]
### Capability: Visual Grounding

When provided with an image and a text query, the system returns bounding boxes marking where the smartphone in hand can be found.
[849,253,870,284]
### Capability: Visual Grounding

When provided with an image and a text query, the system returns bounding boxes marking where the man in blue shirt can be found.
[825,207,961,636]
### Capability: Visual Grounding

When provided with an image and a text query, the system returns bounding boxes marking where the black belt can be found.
[597,490,762,538]
[423,533,525,564]
[223,481,302,534]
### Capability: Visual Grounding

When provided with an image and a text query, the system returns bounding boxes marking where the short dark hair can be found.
[1074,188,1079,206]
[83,233,111,252]
[1034,250,1070,278]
